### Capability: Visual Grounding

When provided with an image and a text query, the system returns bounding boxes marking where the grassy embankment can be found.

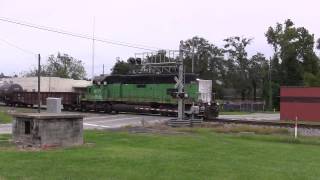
[0,112,12,124]
[0,128,320,180]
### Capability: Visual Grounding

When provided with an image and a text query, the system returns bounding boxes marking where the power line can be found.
[0,17,163,51]
[0,37,36,55]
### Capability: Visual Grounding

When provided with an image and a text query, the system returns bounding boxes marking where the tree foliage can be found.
[24,53,86,80]
[223,37,253,100]
[107,19,320,110]
[110,60,132,75]
[182,36,268,101]
[266,19,319,86]
[304,72,320,87]
[265,19,320,109]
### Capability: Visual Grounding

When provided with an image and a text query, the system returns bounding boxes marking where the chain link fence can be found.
[220,101,266,112]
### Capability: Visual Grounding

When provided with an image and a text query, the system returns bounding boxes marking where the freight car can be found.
[0,83,23,105]
[9,91,80,109]
[0,83,79,109]
[81,74,219,119]
[0,74,219,119]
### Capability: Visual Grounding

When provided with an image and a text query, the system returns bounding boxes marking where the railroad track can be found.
[208,118,320,129]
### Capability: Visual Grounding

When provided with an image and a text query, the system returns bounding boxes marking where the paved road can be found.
[0,113,172,134]
[0,124,11,134]
[83,114,171,130]
[0,113,279,134]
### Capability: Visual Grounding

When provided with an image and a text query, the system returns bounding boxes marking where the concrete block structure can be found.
[12,113,84,148]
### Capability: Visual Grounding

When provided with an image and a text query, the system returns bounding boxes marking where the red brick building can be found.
[281,87,320,122]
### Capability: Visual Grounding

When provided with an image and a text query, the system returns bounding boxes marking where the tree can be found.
[266,19,319,86]
[248,53,268,101]
[223,36,253,100]
[24,53,86,80]
[110,60,132,75]
[183,36,266,101]
[46,53,86,80]
[265,19,320,109]
[317,38,320,50]
[184,37,224,77]
[183,37,225,97]
[304,72,320,87]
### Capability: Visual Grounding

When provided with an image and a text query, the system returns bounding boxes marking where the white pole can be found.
[294,116,298,139]
[92,17,95,80]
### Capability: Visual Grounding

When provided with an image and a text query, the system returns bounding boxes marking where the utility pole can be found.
[102,64,105,75]
[177,40,185,121]
[37,54,41,113]
[192,41,195,74]
[92,17,95,80]
[268,58,273,110]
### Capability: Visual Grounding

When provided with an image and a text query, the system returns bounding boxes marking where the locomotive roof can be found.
[98,74,198,84]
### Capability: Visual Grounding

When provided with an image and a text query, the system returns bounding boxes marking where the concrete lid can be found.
[11,113,84,120]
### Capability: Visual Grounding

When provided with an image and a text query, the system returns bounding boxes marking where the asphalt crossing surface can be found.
[0,113,279,134]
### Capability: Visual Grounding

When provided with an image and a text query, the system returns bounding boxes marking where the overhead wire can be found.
[0,17,163,51]
[0,37,36,55]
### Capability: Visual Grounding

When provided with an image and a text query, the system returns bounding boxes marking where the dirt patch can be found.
[101,121,294,137]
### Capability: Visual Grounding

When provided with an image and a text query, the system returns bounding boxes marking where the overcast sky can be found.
[0,0,319,77]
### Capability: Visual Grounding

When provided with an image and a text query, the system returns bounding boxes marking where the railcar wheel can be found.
[104,104,112,113]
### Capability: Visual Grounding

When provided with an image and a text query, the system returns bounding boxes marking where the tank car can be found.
[0,83,23,105]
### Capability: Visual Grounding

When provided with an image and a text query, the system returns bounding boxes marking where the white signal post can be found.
[177,40,185,121]
[295,116,298,139]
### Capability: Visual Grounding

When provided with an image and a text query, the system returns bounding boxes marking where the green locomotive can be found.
[81,74,219,119]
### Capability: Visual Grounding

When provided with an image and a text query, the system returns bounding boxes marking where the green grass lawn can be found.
[0,111,12,123]
[0,106,38,124]
[0,129,320,180]
[0,106,37,114]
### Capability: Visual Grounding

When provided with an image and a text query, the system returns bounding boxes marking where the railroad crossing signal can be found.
[174,76,183,89]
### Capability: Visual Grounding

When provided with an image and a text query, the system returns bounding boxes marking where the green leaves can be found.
[111,60,132,75]
[24,53,86,80]
[266,19,319,86]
